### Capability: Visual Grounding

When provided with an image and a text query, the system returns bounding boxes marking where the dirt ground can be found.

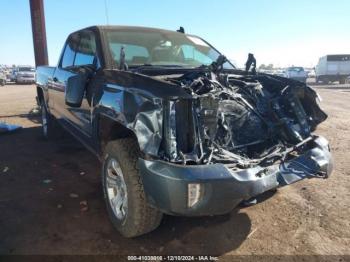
[0,82,349,259]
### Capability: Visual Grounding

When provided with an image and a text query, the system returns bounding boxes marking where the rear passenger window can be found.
[74,32,97,67]
[61,34,79,69]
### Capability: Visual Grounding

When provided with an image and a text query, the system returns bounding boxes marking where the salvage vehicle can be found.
[10,68,17,82]
[36,26,333,237]
[284,67,308,83]
[346,76,350,84]
[316,54,350,84]
[15,66,36,84]
[0,70,6,86]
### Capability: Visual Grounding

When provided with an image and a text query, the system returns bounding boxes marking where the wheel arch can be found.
[96,113,140,155]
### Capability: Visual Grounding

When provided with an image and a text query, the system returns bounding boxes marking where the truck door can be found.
[64,30,99,136]
[50,31,98,137]
[49,33,80,120]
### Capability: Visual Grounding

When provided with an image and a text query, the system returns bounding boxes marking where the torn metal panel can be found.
[151,58,330,171]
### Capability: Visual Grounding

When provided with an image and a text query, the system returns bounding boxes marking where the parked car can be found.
[315,54,350,84]
[5,69,12,81]
[284,67,308,83]
[9,68,17,82]
[0,70,6,86]
[346,76,350,84]
[36,26,333,237]
[15,66,36,84]
[307,69,316,78]
[273,69,286,77]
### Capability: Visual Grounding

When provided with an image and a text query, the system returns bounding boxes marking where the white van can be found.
[315,54,350,84]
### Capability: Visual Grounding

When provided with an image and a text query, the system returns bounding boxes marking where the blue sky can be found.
[1,0,349,67]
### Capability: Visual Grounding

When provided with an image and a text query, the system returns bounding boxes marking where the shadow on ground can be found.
[0,124,280,255]
[0,108,41,125]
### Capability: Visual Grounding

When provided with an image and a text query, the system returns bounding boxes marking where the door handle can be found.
[53,77,58,82]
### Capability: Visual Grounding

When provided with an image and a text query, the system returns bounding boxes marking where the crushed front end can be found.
[137,61,333,216]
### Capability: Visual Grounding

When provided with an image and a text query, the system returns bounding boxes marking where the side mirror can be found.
[65,74,88,107]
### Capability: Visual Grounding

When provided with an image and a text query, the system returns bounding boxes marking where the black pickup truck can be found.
[36,25,333,237]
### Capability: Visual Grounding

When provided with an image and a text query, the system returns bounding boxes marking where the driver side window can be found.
[61,34,79,69]
[74,32,97,67]
[60,31,99,70]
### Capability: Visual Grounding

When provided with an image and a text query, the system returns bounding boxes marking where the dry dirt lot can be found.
[0,83,349,260]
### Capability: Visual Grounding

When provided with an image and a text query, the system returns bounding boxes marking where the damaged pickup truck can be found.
[36,26,333,237]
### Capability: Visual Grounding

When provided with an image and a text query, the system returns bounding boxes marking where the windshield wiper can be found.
[130,64,186,71]
[195,55,228,73]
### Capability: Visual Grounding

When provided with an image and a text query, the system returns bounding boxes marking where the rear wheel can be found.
[102,138,163,237]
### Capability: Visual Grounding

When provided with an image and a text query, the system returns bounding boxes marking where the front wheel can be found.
[102,138,163,237]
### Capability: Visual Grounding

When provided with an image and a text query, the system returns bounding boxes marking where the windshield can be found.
[106,29,234,69]
[18,67,35,72]
[327,55,350,62]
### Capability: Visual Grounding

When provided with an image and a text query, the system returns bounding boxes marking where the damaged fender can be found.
[94,70,191,156]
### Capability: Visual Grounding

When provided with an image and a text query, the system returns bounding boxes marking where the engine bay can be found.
[158,62,327,169]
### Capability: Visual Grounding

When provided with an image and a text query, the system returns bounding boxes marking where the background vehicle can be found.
[15,66,36,84]
[346,76,350,84]
[273,69,286,77]
[36,26,333,237]
[306,68,316,78]
[10,68,17,82]
[5,69,12,81]
[284,66,308,82]
[315,54,350,84]
[0,70,6,86]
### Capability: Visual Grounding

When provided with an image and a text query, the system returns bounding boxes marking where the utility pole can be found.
[29,0,48,66]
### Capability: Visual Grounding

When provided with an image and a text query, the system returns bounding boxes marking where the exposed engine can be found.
[161,57,327,169]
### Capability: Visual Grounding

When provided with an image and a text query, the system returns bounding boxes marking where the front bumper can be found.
[138,136,333,216]
[17,77,35,83]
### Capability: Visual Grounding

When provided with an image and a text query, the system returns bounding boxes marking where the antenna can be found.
[104,0,110,25]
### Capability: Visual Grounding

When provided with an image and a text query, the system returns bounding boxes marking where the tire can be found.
[102,138,163,238]
[40,100,62,139]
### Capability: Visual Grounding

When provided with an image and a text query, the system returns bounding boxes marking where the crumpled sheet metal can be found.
[99,83,164,157]
[132,108,163,156]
